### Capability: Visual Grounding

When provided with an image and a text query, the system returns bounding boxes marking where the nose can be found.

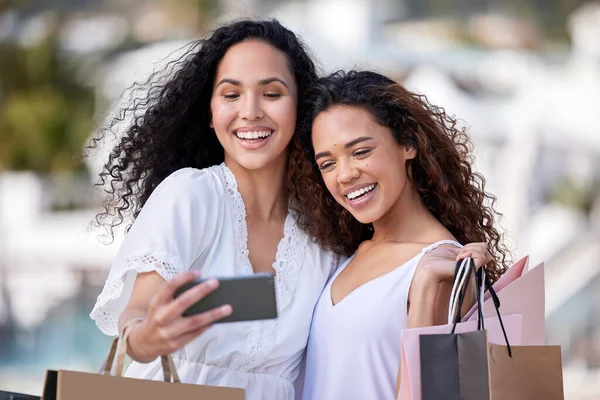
[239,93,264,120]
[336,160,360,184]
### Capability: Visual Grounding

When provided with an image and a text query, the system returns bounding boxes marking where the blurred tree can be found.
[0,14,94,172]
[548,176,599,215]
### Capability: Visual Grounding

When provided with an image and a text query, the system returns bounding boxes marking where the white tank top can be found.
[301,240,462,400]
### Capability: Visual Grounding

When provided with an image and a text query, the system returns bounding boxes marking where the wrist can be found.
[124,319,155,363]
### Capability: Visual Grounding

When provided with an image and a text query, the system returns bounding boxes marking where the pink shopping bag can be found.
[464,261,546,345]
[462,256,529,320]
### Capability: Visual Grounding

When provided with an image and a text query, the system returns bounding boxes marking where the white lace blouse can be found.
[90,164,337,400]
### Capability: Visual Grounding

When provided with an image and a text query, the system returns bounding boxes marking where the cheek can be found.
[269,99,297,128]
[382,161,410,193]
[320,173,338,197]
[366,155,404,186]
[210,101,237,128]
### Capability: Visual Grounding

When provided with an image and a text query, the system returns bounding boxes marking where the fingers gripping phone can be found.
[174,273,278,323]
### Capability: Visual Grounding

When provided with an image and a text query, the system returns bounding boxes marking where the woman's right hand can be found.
[126,271,233,363]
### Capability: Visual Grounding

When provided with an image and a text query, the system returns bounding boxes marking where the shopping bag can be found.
[420,329,491,400]
[397,258,523,399]
[41,325,245,400]
[462,255,529,320]
[419,333,565,399]
[418,259,509,400]
[397,314,523,400]
[465,261,546,344]
[0,390,40,400]
[487,341,564,399]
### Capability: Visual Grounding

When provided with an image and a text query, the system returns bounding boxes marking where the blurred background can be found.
[1,0,599,398]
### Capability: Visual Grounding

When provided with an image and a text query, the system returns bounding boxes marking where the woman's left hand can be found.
[414,242,492,285]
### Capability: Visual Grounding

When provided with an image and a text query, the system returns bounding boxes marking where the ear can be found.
[405,145,417,160]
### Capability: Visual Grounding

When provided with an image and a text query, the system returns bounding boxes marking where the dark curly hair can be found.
[289,70,510,282]
[87,19,318,238]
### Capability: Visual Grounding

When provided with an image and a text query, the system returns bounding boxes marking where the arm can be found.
[400,243,489,396]
[91,169,231,362]
[407,242,490,328]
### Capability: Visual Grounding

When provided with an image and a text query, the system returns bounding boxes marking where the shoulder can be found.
[422,239,462,255]
[148,166,227,207]
[157,166,225,195]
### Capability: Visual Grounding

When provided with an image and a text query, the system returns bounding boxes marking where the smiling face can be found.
[312,105,416,224]
[210,40,298,171]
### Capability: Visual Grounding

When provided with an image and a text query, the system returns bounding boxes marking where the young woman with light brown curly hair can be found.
[288,70,511,399]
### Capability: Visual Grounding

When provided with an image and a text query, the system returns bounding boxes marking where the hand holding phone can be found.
[123,271,232,363]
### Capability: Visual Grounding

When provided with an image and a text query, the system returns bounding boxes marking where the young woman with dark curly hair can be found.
[88,19,494,398]
[88,20,332,399]
[289,70,510,399]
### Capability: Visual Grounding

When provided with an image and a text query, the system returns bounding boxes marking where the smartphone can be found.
[174,273,278,323]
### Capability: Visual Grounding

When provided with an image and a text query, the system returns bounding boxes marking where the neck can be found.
[371,183,447,244]
[225,155,289,223]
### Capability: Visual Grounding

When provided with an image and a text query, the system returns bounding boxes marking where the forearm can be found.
[118,306,147,333]
[408,274,476,329]
[406,276,439,329]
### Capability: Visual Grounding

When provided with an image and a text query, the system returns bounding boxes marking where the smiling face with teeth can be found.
[312,106,417,225]
[210,40,298,172]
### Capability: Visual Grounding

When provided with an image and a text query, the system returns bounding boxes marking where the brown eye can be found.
[264,93,282,99]
[353,148,373,158]
[318,161,335,171]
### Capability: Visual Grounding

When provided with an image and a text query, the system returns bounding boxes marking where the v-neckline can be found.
[329,252,422,307]
[328,239,463,307]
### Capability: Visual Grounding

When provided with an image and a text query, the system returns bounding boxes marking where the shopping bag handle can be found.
[450,259,513,357]
[450,258,475,332]
[478,267,512,357]
[448,258,473,325]
[99,324,181,382]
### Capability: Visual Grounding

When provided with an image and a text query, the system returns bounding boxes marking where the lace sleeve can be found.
[90,168,223,336]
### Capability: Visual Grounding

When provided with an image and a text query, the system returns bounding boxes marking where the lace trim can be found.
[90,249,184,336]
[273,212,309,312]
[216,163,308,373]
[218,164,253,275]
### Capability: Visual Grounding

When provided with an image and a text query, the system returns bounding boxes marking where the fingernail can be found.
[221,305,232,315]
[207,279,218,288]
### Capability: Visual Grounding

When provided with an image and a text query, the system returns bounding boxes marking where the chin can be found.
[232,153,286,171]
[345,209,378,225]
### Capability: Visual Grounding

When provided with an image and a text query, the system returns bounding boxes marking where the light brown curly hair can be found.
[288,70,511,282]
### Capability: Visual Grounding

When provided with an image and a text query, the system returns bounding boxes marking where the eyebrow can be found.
[314,136,373,161]
[215,77,289,88]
